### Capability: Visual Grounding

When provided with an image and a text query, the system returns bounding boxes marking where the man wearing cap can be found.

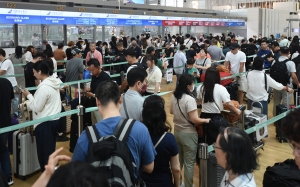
[65,48,84,100]
[279,34,289,47]
[224,43,247,104]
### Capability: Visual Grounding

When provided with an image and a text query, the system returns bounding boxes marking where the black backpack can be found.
[86,118,140,187]
[263,159,300,187]
[138,56,148,69]
[270,59,290,86]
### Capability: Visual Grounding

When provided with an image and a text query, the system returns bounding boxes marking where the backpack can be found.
[86,118,140,187]
[296,63,300,84]
[263,159,300,187]
[270,59,290,86]
[138,56,148,69]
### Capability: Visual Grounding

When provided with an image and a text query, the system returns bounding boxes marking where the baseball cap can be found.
[72,48,81,56]
[229,43,241,49]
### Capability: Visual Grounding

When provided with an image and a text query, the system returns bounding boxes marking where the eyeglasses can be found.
[287,140,300,154]
[212,142,222,150]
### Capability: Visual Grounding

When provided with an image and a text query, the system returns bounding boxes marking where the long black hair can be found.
[142,95,171,136]
[201,67,220,103]
[14,46,23,59]
[173,74,194,99]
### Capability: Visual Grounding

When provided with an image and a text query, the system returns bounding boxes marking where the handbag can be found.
[216,65,230,73]
[221,100,240,123]
[177,99,203,137]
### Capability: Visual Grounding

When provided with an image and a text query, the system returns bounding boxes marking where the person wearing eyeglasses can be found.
[282,108,300,170]
[213,127,258,187]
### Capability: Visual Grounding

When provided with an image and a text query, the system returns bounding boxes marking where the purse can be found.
[222,100,241,124]
[177,99,203,137]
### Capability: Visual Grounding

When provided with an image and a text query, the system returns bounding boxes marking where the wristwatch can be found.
[93,94,96,98]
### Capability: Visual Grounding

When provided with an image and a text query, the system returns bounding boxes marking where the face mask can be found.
[190,85,195,92]
[138,84,147,94]
[132,43,137,46]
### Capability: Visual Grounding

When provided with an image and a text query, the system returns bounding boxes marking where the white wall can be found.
[246,8,260,39]
[273,2,296,11]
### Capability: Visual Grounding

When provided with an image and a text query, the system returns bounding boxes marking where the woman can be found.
[289,36,299,56]
[65,41,75,60]
[245,57,293,117]
[21,60,61,171]
[141,38,148,50]
[195,48,212,75]
[170,74,210,187]
[141,95,180,187]
[24,45,35,62]
[145,55,162,95]
[45,51,57,77]
[109,36,117,55]
[8,46,26,87]
[197,67,240,144]
[213,127,258,187]
[53,43,66,71]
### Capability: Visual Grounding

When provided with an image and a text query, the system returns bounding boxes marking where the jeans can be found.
[13,86,19,116]
[174,129,197,187]
[0,133,12,178]
[35,120,59,171]
[247,99,268,118]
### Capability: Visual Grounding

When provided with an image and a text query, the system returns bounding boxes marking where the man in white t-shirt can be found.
[224,43,246,104]
[184,34,193,49]
[0,48,19,117]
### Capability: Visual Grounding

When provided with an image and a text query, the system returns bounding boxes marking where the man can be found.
[272,47,300,117]
[128,38,142,59]
[184,34,193,49]
[85,59,111,125]
[247,38,258,56]
[173,45,187,85]
[207,39,225,61]
[162,42,174,68]
[76,37,83,49]
[224,43,247,104]
[271,41,281,60]
[120,67,147,121]
[279,34,289,47]
[96,41,103,55]
[0,78,14,186]
[0,48,18,117]
[120,48,144,93]
[24,52,46,96]
[86,42,102,65]
[204,40,210,48]
[256,40,272,68]
[72,80,156,175]
[42,40,53,55]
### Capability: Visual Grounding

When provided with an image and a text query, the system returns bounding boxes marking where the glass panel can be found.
[96,26,102,42]
[165,27,180,35]
[190,26,209,37]
[181,26,188,35]
[104,26,132,43]
[0,25,14,48]
[18,25,41,47]
[46,25,64,45]
[67,25,94,43]
[133,26,159,38]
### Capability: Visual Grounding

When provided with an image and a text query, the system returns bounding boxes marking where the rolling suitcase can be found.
[275,91,297,143]
[207,151,225,187]
[13,131,40,180]
[224,82,239,101]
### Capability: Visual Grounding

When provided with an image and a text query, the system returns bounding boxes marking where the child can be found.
[186,58,200,98]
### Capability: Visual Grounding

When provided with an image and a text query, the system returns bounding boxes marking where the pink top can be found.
[86,50,103,65]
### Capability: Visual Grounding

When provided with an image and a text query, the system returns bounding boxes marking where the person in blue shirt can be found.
[72,80,156,174]
[256,40,272,68]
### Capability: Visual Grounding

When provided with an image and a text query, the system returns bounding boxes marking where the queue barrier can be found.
[0,91,172,134]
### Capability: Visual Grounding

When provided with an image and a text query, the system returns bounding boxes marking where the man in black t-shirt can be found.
[116,42,127,72]
[85,59,111,125]
[24,52,46,95]
[162,43,174,68]
[0,78,14,185]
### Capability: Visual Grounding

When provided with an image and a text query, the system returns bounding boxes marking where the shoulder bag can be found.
[176,98,203,137]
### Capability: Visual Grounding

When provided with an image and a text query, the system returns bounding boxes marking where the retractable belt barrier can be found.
[0,91,172,134]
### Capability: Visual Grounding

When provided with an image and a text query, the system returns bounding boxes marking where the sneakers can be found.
[7,177,13,186]
[180,182,194,187]
[56,132,70,142]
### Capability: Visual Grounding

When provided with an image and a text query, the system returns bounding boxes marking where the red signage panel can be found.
[191,21,199,26]
[204,21,211,26]
[178,20,186,26]
[162,20,177,26]
[210,22,216,26]
[199,21,204,26]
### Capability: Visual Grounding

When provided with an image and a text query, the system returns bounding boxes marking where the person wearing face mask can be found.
[120,67,147,121]
[86,42,103,66]
[144,55,162,96]
[170,74,210,187]
[129,38,142,60]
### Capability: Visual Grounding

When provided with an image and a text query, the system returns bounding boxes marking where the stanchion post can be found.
[199,143,209,187]
[77,105,85,137]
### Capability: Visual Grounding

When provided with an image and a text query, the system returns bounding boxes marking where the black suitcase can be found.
[244,117,257,145]
[207,151,225,187]
[225,82,239,101]
[275,104,288,143]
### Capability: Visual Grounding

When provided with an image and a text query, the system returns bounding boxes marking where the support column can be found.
[63,25,67,45]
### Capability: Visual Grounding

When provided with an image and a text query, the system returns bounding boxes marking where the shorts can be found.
[237,76,246,92]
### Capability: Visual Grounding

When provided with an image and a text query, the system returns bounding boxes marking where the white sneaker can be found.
[180,183,194,187]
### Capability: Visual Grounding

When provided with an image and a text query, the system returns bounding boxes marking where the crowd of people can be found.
[0,31,300,187]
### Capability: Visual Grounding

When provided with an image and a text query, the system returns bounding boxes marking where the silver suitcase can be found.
[13,131,40,180]
[207,151,225,187]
